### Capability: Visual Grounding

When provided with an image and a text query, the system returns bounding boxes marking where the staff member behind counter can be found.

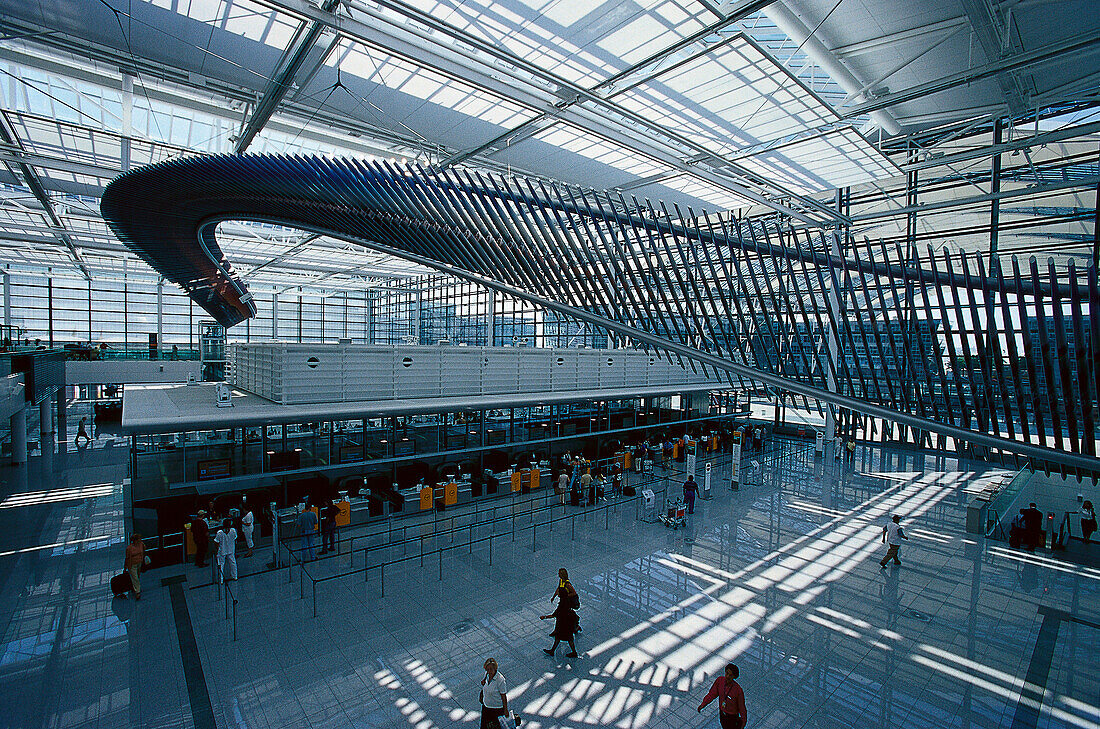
[192,510,211,568]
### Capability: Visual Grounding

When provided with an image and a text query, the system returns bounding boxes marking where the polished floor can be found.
[0,430,1097,729]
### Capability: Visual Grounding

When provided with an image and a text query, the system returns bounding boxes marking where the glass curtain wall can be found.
[2,269,615,349]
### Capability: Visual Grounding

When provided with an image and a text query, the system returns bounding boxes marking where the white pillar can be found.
[156,278,164,348]
[273,292,279,340]
[821,230,845,449]
[2,270,10,330]
[39,397,53,436]
[10,405,27,464]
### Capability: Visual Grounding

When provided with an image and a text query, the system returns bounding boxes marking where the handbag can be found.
[498,713,517,729]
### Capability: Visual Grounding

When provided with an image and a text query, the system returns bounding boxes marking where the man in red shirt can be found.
[697,663,746,728]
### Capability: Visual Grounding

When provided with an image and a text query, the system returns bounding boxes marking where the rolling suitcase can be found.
[111,572,132,597]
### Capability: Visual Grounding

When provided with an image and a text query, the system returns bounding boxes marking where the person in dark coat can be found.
[540,601,579,657]
[192,511,210,568]
[1022,502,1044,551]
[683,475,699,514]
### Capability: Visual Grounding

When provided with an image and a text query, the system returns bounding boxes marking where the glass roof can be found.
[532,121,672,179]
[400,0,712,86]
[323,38,539,130]
[656,174,752,211]
[613,35,837,154]
[733,127,902,195]
[0,0,1088,287]
[148,0,300,51]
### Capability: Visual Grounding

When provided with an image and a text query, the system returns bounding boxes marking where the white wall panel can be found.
[442,347,483,396]
[344,346,394,401]
[394,348,441,399]
[550,349,578,391]
[481,348,521,395]
[229,343,723,404]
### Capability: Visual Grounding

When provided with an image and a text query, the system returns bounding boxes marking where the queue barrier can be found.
[279,464,689,617]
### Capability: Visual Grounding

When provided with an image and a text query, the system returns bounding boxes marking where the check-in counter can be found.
[415,480,474,510]
[183,516,218,556]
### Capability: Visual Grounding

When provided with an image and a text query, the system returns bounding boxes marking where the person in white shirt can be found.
[214,518,238,582]
[880,514,908,568]
[241,506,255,557]
[479,657,508,729]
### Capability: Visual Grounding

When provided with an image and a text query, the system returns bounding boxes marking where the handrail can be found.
[278,456,693,567]
[1055,510,1077,549]
[282,453,708,616]
[986,463,1034,520]
[296,483,670,617]
[223,579,238,641]
[985,509,1009,541]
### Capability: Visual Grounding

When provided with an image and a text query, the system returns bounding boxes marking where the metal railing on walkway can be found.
[277,464,707,617]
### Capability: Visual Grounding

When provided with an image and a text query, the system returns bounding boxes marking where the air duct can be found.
[765,2,903,136]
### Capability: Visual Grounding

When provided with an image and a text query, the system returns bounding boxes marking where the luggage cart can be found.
[660,497,687,529]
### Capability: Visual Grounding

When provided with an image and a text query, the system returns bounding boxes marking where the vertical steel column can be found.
[47,276,53,347]
[2,270,10,331]
[991,118,1004,256]
[156,278,163,349]
[10,405,26,464]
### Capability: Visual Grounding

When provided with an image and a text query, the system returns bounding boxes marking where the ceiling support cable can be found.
[843,32,1100,118]
[0,109,90,279]
[957,0,1029,117]
[437,0,776,170]
[299,0,843,223]
[904,119,1100,172]
[234,0,342,153]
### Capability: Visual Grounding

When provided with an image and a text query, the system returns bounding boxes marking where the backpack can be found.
[563,584,580,610]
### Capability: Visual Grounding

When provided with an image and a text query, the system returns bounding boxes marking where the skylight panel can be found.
[733,128,900,195]
[533,122,669,178]
[542,0,591,27]
[614,35,839,155]
[172,0,298,50]
[599,16,670,64]
[658,175,752,211]
[325,40,537,128]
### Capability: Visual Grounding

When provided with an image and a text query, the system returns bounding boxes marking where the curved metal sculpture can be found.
[101,154,1099,472]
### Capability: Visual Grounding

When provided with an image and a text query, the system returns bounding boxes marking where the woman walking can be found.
[697,663,747,728]
[1081,500,1096,544]
[478,658,508,729]
[540,599,579,657]
[124,534,145,600]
